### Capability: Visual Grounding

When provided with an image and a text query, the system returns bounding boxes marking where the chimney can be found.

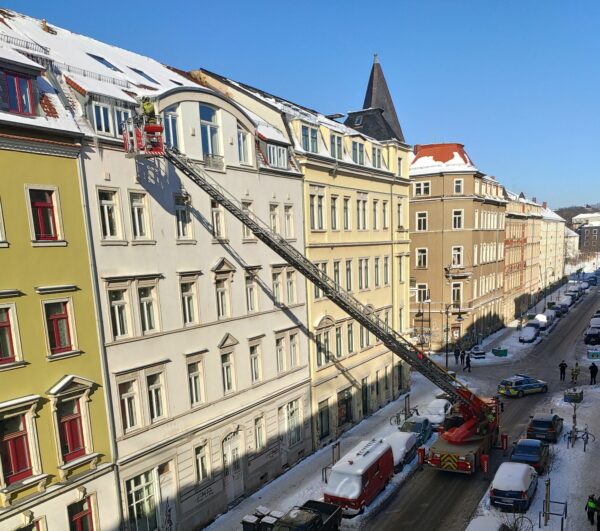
[413,144,421,155]
[542,201,547,209]
[532,196,537,203]
[41,19,48,32]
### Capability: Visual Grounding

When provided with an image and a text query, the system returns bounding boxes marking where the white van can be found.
[534,314,548,330]
[490,462,538,512]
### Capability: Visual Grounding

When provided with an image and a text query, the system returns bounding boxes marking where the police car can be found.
[497,374,548,398]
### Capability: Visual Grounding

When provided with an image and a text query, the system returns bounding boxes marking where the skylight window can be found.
[170,79,183,86]
[87,53,122,72]
[354,115,363,126]
[129,67,158,85]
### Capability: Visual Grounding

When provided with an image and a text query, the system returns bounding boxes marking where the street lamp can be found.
[445,303,464,369]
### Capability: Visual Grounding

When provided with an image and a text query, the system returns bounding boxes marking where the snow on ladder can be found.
[161,147,494,429]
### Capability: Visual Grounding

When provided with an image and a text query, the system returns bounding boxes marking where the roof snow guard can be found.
[410,143,478,176]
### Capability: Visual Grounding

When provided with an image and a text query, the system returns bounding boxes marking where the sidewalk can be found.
[205,373,438,531]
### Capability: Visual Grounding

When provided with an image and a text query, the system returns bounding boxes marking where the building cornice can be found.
[0,133,81,158]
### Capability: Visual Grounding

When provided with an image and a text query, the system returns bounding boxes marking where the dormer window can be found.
[267,144,288,169]
[352,141,364,165]
[301,125,318,154]
[129,67,158,85]
[5,72,34,115]
[93,102,112,134]
[354,115,363,126]
[372,147,382,169]
[200,105,220,156]
[330,134,343,160]
[87,53,122,72]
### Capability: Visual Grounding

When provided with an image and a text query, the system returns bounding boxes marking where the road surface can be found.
[370,288,599,531]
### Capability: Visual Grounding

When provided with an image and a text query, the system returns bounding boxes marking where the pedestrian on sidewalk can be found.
[454,347,460,365]
[463,353,471,373]
[571,362,581,385]
[586,495,597,524]
[460,350,466,366]
[590,362,598,385]
[559,360,568,382]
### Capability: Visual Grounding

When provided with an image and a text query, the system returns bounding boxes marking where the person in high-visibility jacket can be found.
[141,97,156,124]
[586,495,597,524]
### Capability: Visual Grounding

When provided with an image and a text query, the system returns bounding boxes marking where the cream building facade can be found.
[409,144,506,353]
[539,204,566,302]
[200,59,412,447]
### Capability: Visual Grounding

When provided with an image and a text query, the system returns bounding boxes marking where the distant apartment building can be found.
[409,143,506,353]
[504,191,542,320]
[565,226,580,261]
[201,56,412,448]
[5,11,313,529]
[0,16,118,529]
[539,204,566,298]
[578,223,600,255]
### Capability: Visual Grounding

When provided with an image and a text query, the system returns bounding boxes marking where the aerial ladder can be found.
[123,119,499,449]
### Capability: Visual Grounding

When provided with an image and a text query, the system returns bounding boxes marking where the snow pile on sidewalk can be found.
[468,385,600,531]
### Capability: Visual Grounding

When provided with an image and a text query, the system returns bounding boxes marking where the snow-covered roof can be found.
[383,432,416,466]
[492,462,536,492]
[243,108,289,145]
[541,207,565,222]
[565,227,579,238]
[410,143,478,176]
[330,439,391,475]
[573,212,600,221]
[0,43,44,70]
[1,10,198,103]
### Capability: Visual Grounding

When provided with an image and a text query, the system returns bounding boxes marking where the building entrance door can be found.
[222,431,244,503]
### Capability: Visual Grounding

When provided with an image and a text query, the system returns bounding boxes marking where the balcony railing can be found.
[204,154,224,171]
[444,265,474,279]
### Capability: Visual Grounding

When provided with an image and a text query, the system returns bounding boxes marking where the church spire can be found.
[361,55,404,142]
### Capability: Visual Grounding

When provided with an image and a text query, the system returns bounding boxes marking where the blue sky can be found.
[6,0,599,208]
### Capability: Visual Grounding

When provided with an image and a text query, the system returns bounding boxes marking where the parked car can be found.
[466,516,510,531]
[519,326,538,343]
[590,317,600,329]
[534,314,549,330]
[543,309,557,324]
[588,276,598,286]
[490,462,538,512]
[584,327,600,345]
[525,319,541,330]
[399,415,433,445]
[324,438,393,515]
[384,432,418,471]
[510,438,549,473]
[527,413,564,443]
[469,345,486,359]
[419,399,452,427]
[558,295,573,308]
[498,375,548,397]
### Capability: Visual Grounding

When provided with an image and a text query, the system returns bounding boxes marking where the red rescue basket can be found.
[123,116,164,157]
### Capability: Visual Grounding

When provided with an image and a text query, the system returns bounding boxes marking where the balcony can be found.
[444,265,473,279]
[204,154,224,171]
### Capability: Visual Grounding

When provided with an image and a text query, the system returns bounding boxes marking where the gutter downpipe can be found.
[76,145,124,529]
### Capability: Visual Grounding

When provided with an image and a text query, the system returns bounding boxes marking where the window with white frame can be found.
[68,495,94,531]
[309,188,325,230]
[115,107,131,136]
[272,270,282,305]
[372,146,382,168]
[374,257,380,287]
[286,270,296,304]
[147,373,165,422]
[254,417,265,450]
[108,288,130,340]
[343,197,351,230]
[416,212,428,231]
[174,194,192,240]
[287,399,302,446]
[221,353,234,393]
[451,282,462,304]
[345,259,353,291]
[347,322,354,353]
[451,246,463,267]
[267,144,288,169]
[276,337,285,373]
[195,445,209,482]
[416,248,428,268]
[0,412,35,485]
[330,134,343,160]
[372,199,379,230]
[0,305,19,365]
[289,332,298,368]
[28,188,60,241]
[56,396,89,464]
[301,125,318,153]
[356,196,367,230]
[473,244,478,266]
[335,326,342,358]
[245,274,258,313]
[333,260,341,286]
[414,182,431,196]
[126,472,158,531]
[453,179,463,194]
[313,262,327,299]
[163,106,178,148]
[330,195,338,230]
[473,279,478,299]
[138,286,157,334]
[130,192,150,240]
[284,205,294,239]
[241,201,255,240]
[416,283,429,302]
[384,256,390,285]
[396,200,403,229]
[93,103,111,134]
[215,277,231,319]
[44,300,74,355]
[200,105,220,156]
[250,343,261,383]
[351,141,364,165]
[452,209,463,229]
[382,201,389,229]
[211,200,226,239]
[98,189,122,240]
[180,280,198,326]
[237,127,250,164]
[474,209,479,229]
[269,203,280,234]
[187,359,204,406]
[118,380,139,432]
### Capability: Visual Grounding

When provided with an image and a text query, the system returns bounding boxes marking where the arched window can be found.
[200,105,220,156]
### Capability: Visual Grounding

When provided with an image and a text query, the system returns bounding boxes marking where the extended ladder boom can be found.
[164,148,489,417]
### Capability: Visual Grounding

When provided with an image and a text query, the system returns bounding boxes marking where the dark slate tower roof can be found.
[344,54,405,143]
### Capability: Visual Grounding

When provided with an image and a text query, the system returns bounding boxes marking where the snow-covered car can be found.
[590,317,600,329]
[490,462,538,512]
[468,345,486,359]
[398,416,432,445]
[518,326,538,343]
[383,431,418,471]
[510,438,549,473]
[419,399,452,427]
[465,516,510,531]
